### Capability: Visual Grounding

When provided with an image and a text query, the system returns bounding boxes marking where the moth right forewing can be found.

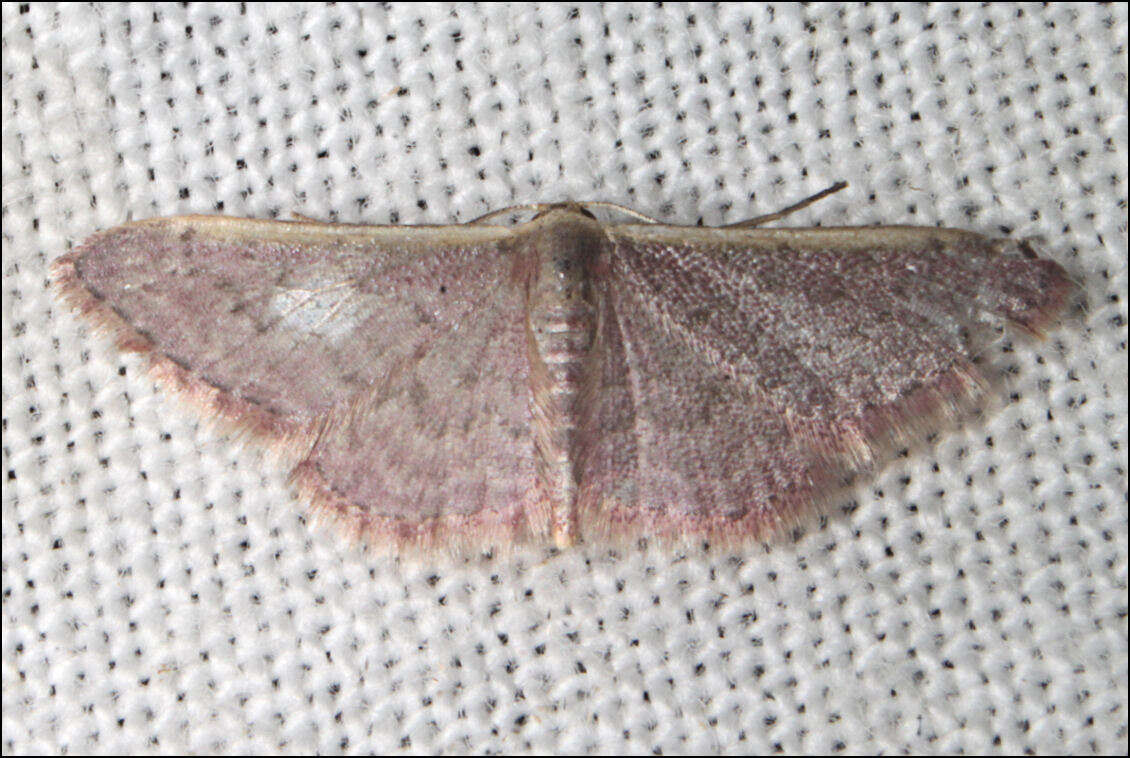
[598,224,1055,487]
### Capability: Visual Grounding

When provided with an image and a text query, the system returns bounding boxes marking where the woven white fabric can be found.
[3,3,1126,754]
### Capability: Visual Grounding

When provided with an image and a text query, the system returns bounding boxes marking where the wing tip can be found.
[53,246,313,460]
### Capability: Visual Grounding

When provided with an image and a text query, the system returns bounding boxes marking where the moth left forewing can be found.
[57,218,477,432]
[55,216,548,552]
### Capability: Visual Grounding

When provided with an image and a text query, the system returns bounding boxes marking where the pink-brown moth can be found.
[53,185,1076,551]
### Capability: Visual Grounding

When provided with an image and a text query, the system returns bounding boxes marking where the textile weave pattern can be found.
[2,4,1126,754]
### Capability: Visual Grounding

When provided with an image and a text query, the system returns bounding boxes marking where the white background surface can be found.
[3,3,1127,754]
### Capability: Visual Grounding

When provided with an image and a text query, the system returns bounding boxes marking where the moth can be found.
[54,184,1076,551]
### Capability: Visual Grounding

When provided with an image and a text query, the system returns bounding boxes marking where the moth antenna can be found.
[468,202,664,225]
[466,203,556,225]
[724,181,849,228]
[576,202,664,224]
[289,212,330,223]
